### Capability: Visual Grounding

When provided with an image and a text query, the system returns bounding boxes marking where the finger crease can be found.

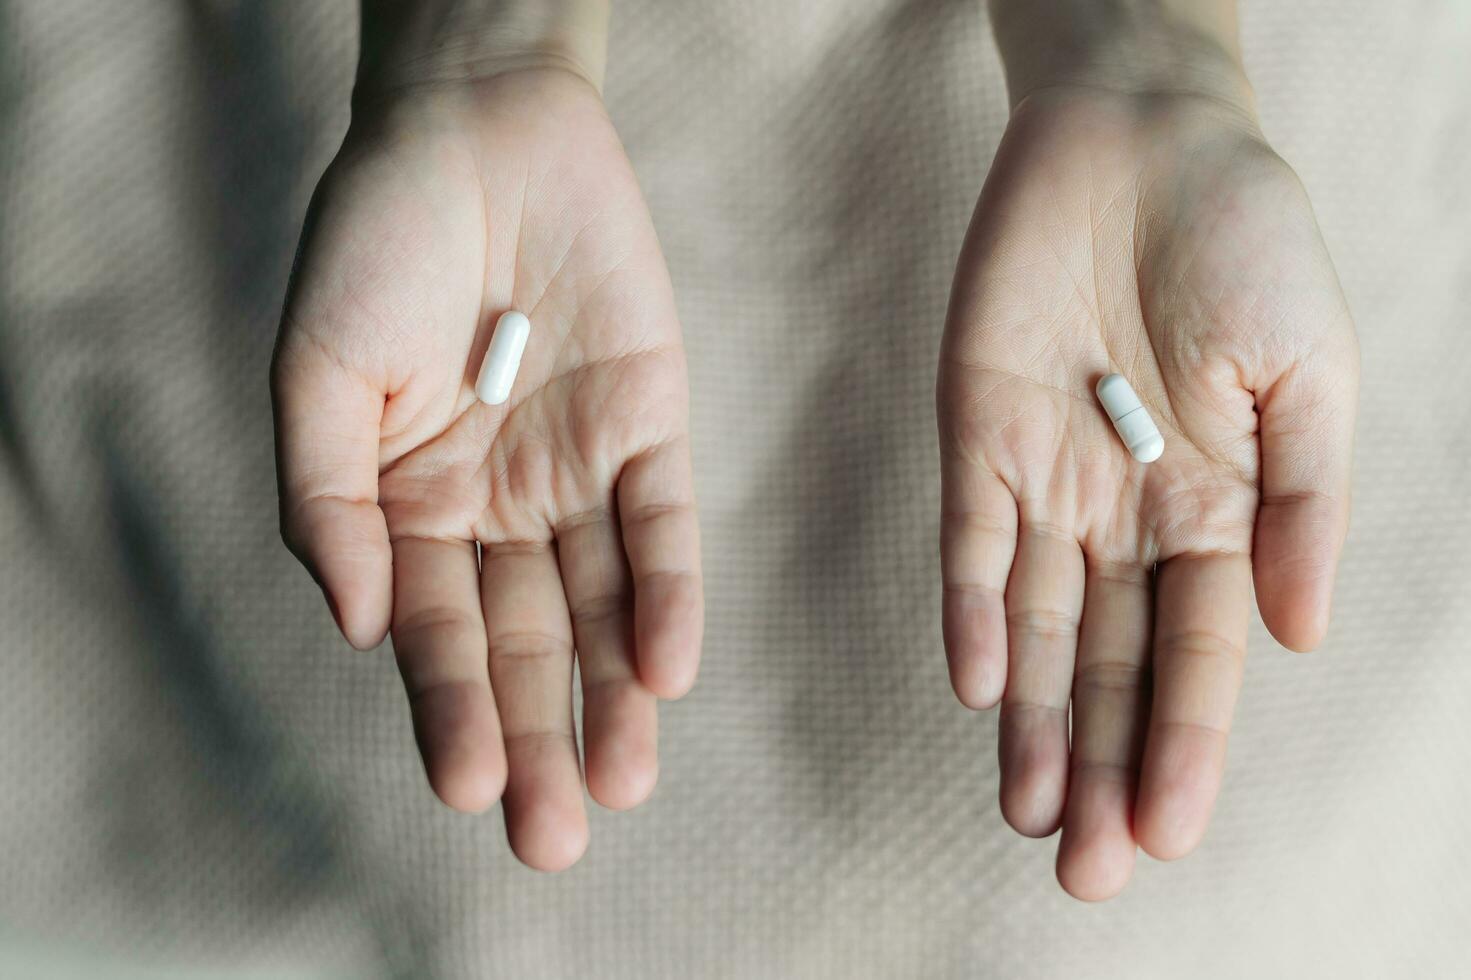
[945,582,1004,601]
[569,593,632,624]
[1001,699,1069,717]
[1157,629,1244,665]
[1151,718,1231,740]
[620,501,692,529]
[490,632,573,660]
[1007,609,1080,639]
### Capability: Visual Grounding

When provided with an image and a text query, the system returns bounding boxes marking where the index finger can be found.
[617,436,703,700]
[271,338,391,649]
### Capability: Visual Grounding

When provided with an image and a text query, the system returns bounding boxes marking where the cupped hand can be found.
[937,87,1358,899]
[272,68,702,871]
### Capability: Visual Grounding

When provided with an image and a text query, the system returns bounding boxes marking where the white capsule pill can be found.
[1096,373,1164,463]
[474,310,531,405]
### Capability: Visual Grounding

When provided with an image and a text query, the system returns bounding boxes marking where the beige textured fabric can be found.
[2,1,1468,977]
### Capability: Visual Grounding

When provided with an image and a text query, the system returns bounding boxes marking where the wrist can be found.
[988,0,1256,120]
[355,0,610,105]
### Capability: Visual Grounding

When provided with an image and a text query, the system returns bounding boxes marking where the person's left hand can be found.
[937,85,1358,899]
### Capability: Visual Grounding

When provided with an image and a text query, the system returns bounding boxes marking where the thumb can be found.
[272,335,393,651]
[1251,338,1359,652]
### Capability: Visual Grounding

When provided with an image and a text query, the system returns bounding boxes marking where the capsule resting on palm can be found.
[474,310,531,405]
[1096,373,1164,463]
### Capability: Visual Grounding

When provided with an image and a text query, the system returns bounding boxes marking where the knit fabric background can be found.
[1,1,1467,977]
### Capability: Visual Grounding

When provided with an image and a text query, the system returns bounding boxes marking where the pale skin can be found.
[274,1,1358,890]
[940,1,1359,899]
[274,2,700,871]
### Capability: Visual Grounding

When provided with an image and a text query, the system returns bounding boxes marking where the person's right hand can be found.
[272,66,702,871]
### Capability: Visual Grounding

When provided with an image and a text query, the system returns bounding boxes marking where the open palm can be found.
[938,90,1358,899]
[273,69,701,871]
